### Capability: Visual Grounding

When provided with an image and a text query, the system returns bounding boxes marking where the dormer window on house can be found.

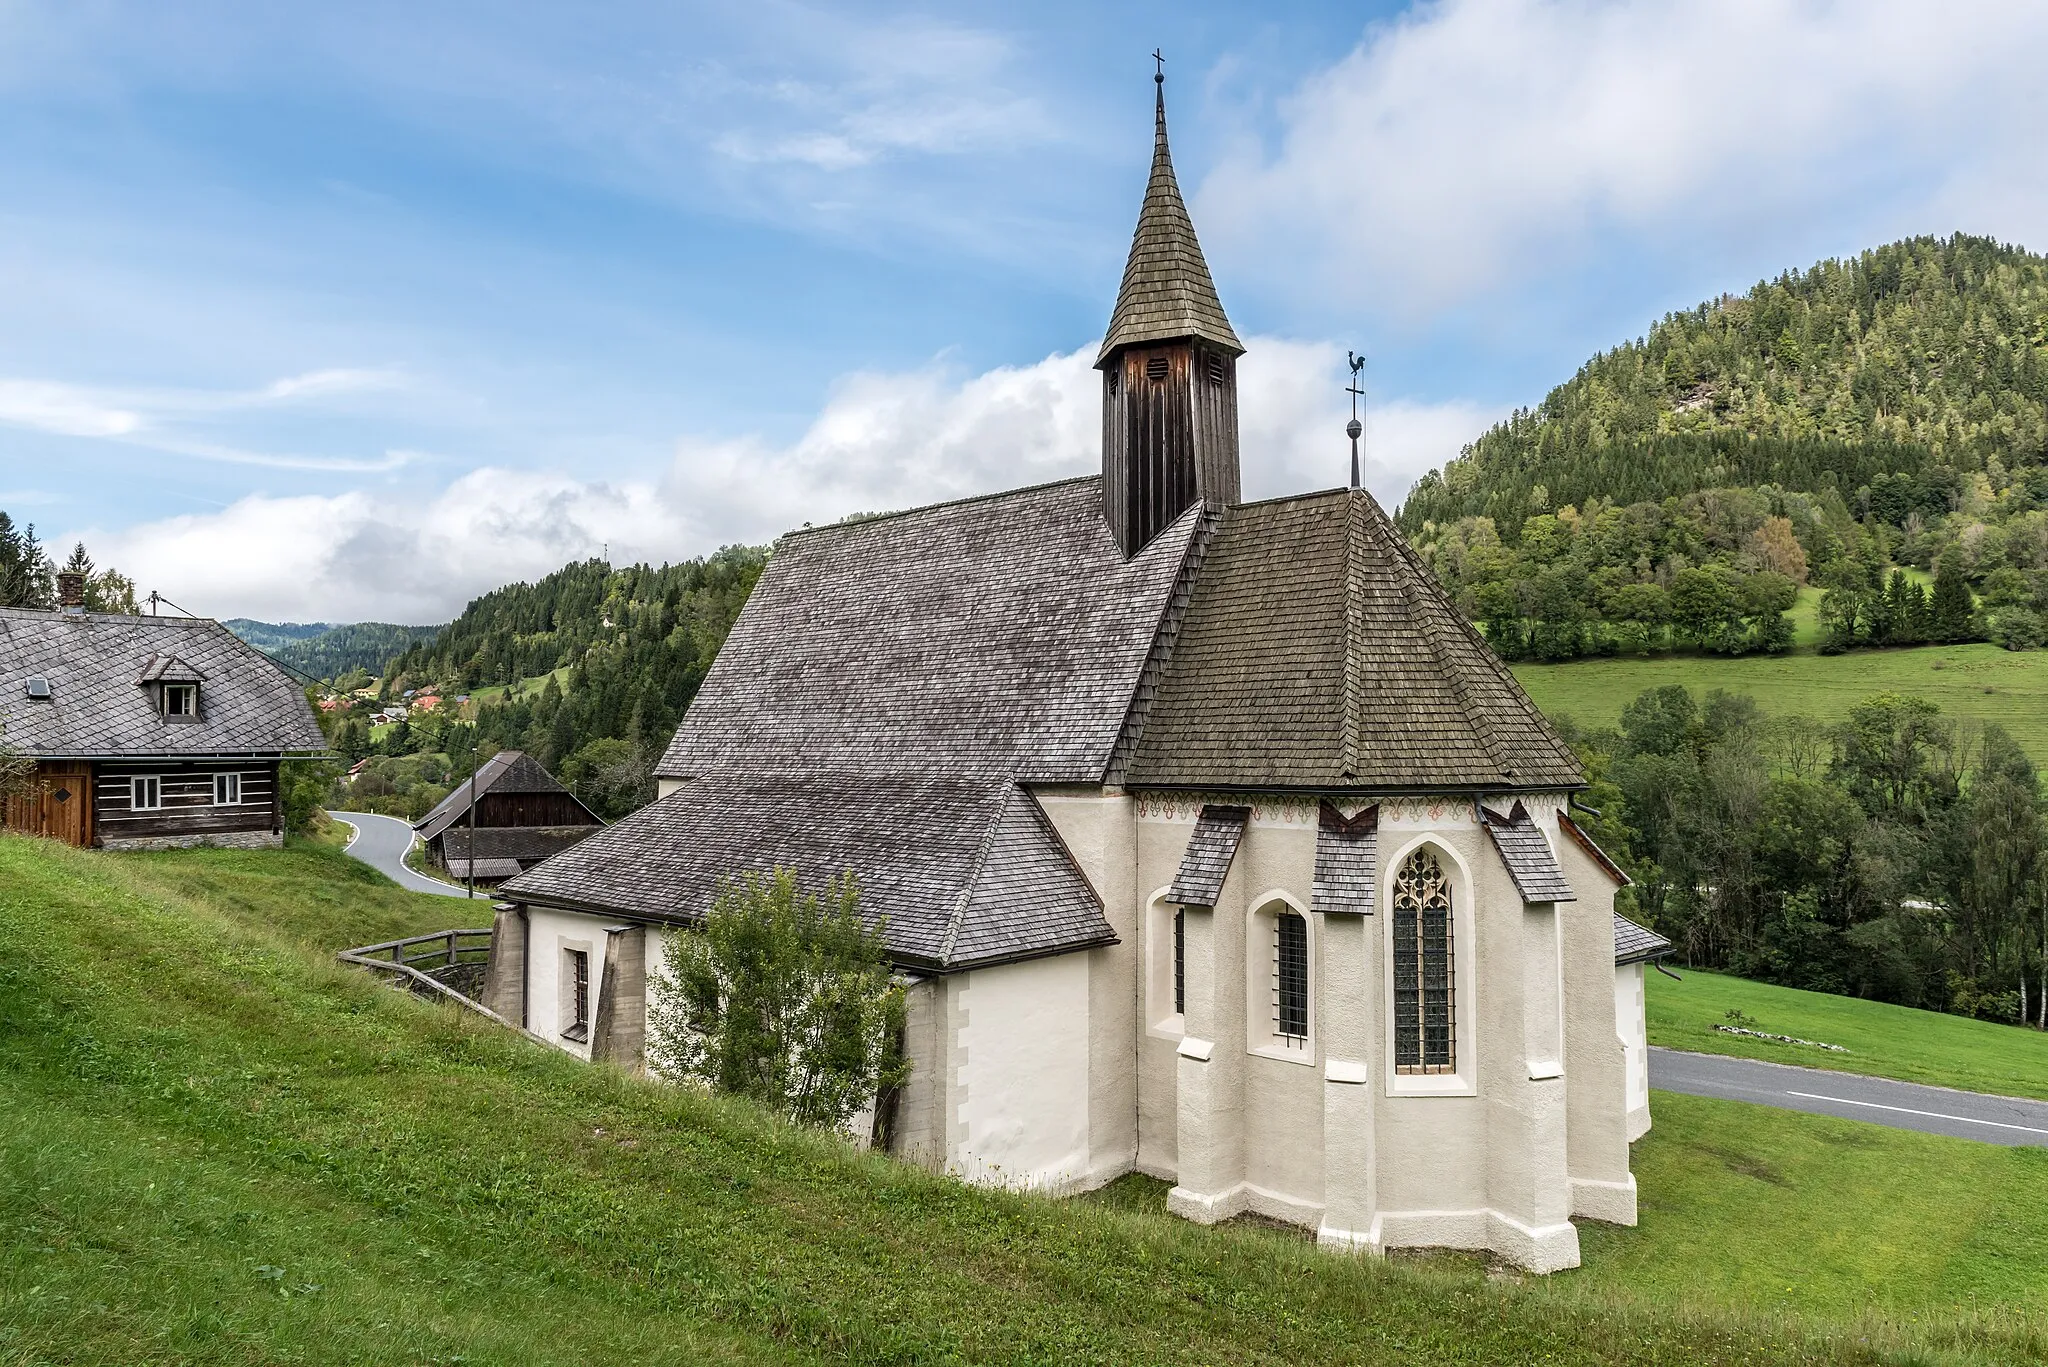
[163,683,197,718]
[137,653,206,724]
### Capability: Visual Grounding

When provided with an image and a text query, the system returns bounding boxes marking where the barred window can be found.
[1393,848,1455,1073]
[1173,909,1185,1016]
[1274,911,1308,1043]
[563,948,591,1042]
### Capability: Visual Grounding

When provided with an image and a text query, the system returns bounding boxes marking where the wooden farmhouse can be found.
[414,749,601,885]
[0,575,325,850]
[485,77,1671,1273]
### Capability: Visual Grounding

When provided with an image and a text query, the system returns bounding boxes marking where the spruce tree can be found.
[1931,556,1975,642]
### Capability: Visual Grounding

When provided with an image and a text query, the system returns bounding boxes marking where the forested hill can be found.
[227,620,441,680]
[350,549,766,814]
[1397,234,2048,660]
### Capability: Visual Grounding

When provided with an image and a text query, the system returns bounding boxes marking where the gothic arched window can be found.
[1274,910,1308,1042]
[1393,848,1455,1074]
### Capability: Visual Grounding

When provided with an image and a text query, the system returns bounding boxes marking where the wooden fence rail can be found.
[337,928,513,1027]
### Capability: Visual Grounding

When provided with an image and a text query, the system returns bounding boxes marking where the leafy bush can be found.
[649,869,907,1132]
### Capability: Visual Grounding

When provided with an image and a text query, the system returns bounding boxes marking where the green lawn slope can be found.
[1649,967,2048,1101]
[1512,642,2048,768]
[3,837,2045,1364]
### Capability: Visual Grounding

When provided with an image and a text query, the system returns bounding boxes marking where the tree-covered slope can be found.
[228,620,443,680]
[1398,234,2048,661]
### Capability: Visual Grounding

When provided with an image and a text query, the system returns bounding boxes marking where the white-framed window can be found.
[561,947,591,1043]
[1392,847,1455,1075]
[162,683,197,718]
[213,772,242,805]
[1245,896,1314,1063]
[131,776,162,810]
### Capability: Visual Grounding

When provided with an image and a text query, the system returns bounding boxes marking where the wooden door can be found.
[2,766,92,847]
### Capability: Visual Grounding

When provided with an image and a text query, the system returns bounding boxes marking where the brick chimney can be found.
[56,571,86,613]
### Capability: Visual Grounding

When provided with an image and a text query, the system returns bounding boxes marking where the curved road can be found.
[328,809,478,901]
[1651,1046,2048,1146]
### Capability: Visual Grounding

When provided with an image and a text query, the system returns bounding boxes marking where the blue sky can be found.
[3,0,2046,622]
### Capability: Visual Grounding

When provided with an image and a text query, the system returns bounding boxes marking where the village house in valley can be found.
[0,573,325,849]
[487,78,1670,1272]
[414,749,602,886]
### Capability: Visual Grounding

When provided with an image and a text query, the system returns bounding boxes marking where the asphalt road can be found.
[1651,1046,2048,1146]
[328,809,478,901]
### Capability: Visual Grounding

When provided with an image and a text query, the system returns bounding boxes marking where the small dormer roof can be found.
[137,654,206,685]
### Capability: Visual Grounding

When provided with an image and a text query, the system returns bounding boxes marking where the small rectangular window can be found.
[1173,909,1185,1016]
[563,948,591,1042]
[1145,355,1169,381]
[131,776,162,810]
[214,772,242,805]
[1206,353,1228,386]
[1276,912,1308,1042]
[162,684,196,718]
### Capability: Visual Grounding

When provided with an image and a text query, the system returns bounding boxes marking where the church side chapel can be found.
[491,71,1669,1273]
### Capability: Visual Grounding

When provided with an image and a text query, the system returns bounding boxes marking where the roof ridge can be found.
[776,475,1100,544]
[1105,502,1218,785]
[1339,494,1364,779]
[936,779,1013,969]
[1358,490,1522,780]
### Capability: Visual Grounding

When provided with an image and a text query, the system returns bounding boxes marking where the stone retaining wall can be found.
[100,829,284,853]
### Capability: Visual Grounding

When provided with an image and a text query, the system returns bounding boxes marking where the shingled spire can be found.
[1098,62,1244,559]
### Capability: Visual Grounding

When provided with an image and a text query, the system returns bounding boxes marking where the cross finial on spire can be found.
[1345,351,1366,490]
[1153,48,1164,83]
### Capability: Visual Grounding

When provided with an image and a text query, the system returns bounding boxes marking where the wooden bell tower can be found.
[1098,60,1245,559]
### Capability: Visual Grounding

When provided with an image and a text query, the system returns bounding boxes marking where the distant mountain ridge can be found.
[227,619,443,680]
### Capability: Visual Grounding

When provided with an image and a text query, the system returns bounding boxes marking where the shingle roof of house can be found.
[1483,802,1576,904]
[1614,914,1673,965]
[1313,803,1379,915]
[447,857,524,881]
[415,750,595,841]
[1096,84,1242,365]
[1122,489,1585,793]
[656,478,1201,784]
[504,773,1113,972]
[1167,805,1249,906]
[0,608,324,758]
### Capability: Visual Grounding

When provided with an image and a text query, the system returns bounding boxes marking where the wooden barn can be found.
[413,749,601,885]
[0,578,326,850]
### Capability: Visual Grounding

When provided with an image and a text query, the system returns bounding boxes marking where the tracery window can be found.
[1274,910,1308,1044]
[1393,848,1455,1073]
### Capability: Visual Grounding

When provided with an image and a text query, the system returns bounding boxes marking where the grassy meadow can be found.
[1512,641,2048,768]
[3,837,2048,1364]
[1648,967,2048,1101]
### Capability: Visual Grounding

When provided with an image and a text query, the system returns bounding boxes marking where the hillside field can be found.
[1513,642,2048,767]
[1648,967,2048,1101]
[4,838,2048,1363]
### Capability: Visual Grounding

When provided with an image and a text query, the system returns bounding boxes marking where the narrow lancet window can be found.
[1275,911,1308,1043]
[1393,848,1455,1073]
[1173,909,1185,1015]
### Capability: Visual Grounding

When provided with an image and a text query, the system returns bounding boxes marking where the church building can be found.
[489,75,1669,1273]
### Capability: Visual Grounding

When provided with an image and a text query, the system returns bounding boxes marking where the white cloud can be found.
[84,339,1490,622]
[0,368,411,471]
[1203,0,2048,316]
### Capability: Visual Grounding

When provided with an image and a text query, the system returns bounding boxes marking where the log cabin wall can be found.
[93,760,281,845]
[474,790,599,828]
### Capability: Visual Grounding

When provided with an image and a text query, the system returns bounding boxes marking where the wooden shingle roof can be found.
[1095,84,1242,365]
[0,608,323,759]
[1614,914,1672,965]
[1166,805,1249,906]
[1121,488,1585,793]
[1482,802,1576,904]
[504,773,1113,973]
